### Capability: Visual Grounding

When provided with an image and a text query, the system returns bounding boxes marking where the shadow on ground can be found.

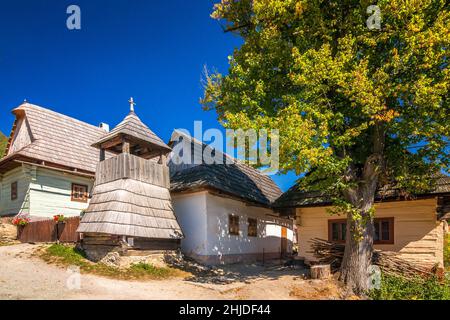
[166,255,309,285]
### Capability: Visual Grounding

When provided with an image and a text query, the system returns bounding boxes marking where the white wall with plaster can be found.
[172,191,294,264]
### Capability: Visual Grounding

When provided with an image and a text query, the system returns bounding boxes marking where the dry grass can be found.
[0,241,19,247]
[39,244,190,281]
[288,279,352,300]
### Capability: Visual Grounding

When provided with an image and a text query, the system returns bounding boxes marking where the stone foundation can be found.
[79,233,181,266]
[79,241,181,268]
[115,250,182,268]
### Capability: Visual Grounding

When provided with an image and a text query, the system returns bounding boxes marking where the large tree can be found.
[202,0,449,293]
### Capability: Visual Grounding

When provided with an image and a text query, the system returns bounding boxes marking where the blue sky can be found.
[0,0,299,191]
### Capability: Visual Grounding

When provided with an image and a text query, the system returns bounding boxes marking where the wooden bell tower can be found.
[77,98,183,260]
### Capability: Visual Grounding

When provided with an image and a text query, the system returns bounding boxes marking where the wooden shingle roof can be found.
[171,163,282,206]
[2,103,109,173]
[274,174,450,208]
[169,132,282,206]
[92,111,171,152]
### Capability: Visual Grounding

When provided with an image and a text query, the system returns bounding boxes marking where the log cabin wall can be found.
[296,198,445,267]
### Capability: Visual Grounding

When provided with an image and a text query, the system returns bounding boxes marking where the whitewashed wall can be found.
[0,166,30,216]
[205,193,293,256]
[172,192,208,256]
[172,191,294,264]
[29,167,94,218]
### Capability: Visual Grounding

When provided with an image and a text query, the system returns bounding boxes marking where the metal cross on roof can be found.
[128,97,136,112]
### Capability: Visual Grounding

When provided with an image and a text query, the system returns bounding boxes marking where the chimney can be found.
[99,122,110,132]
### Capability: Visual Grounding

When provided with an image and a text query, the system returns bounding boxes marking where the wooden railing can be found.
[95,153,170,188]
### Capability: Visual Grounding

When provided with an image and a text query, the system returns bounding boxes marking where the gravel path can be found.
[0,244,343,300]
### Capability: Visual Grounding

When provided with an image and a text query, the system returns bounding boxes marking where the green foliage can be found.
[369,273,450,300]
[0,131,7,158]
[42,244,185,280]
[205,1,449,289]
[203,0,450,194]
[327,199,375,241]
[445,233,450,270]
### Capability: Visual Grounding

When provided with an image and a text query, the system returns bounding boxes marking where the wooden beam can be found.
[158,153,167,165]
[15,160,95,178]
[100,135,123,150]
[122,141,130,154]
[100,148,105,161]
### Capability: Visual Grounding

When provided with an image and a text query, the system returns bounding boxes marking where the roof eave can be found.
[0,153,95,178]
[171,185,272,209]
[93,132,172,153]
[274,191,450,209]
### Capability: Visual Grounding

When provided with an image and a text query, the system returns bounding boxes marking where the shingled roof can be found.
[169,131,282,206]
[274,174,450,208]
[0,103,109,174]
[92,111,171,152]
[78,153,183,239]
[171,163,282,206]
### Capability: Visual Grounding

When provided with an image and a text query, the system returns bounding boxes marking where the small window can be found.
[328,219,346,243]
[71,183,88,203]
[248,218,257,237]
[374,218,394,244]
[328,218,394,244]
[11,182,18,201]
[229,214,239,236]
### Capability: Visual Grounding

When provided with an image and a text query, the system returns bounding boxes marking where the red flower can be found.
[53,214,65,222]
[12,217,30,226]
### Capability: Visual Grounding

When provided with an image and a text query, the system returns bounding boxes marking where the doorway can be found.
[281,227,288,255]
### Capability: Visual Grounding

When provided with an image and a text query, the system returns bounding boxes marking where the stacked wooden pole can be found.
[309,238,435,280]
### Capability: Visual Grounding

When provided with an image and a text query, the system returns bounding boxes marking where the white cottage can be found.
[0,103,103,219]
[169,131,294,265]
[0,102,293,265]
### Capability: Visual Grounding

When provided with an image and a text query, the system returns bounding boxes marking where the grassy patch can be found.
[44,243,88,266]
[369,273,450,300]
[129,262,175,278]
[40,244,188,280]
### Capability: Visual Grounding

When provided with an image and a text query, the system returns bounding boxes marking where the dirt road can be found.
[0,244,344,300]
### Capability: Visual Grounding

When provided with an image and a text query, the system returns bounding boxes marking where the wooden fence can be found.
[17,217,80,243]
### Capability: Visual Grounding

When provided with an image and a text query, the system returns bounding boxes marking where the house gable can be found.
[7,116,33,155]
[1,103,110,175]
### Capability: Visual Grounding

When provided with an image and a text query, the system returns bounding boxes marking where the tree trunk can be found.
[338,120,385,293]
[339,199,374,294]
[339,169,379,293]
[311,264,331,279]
